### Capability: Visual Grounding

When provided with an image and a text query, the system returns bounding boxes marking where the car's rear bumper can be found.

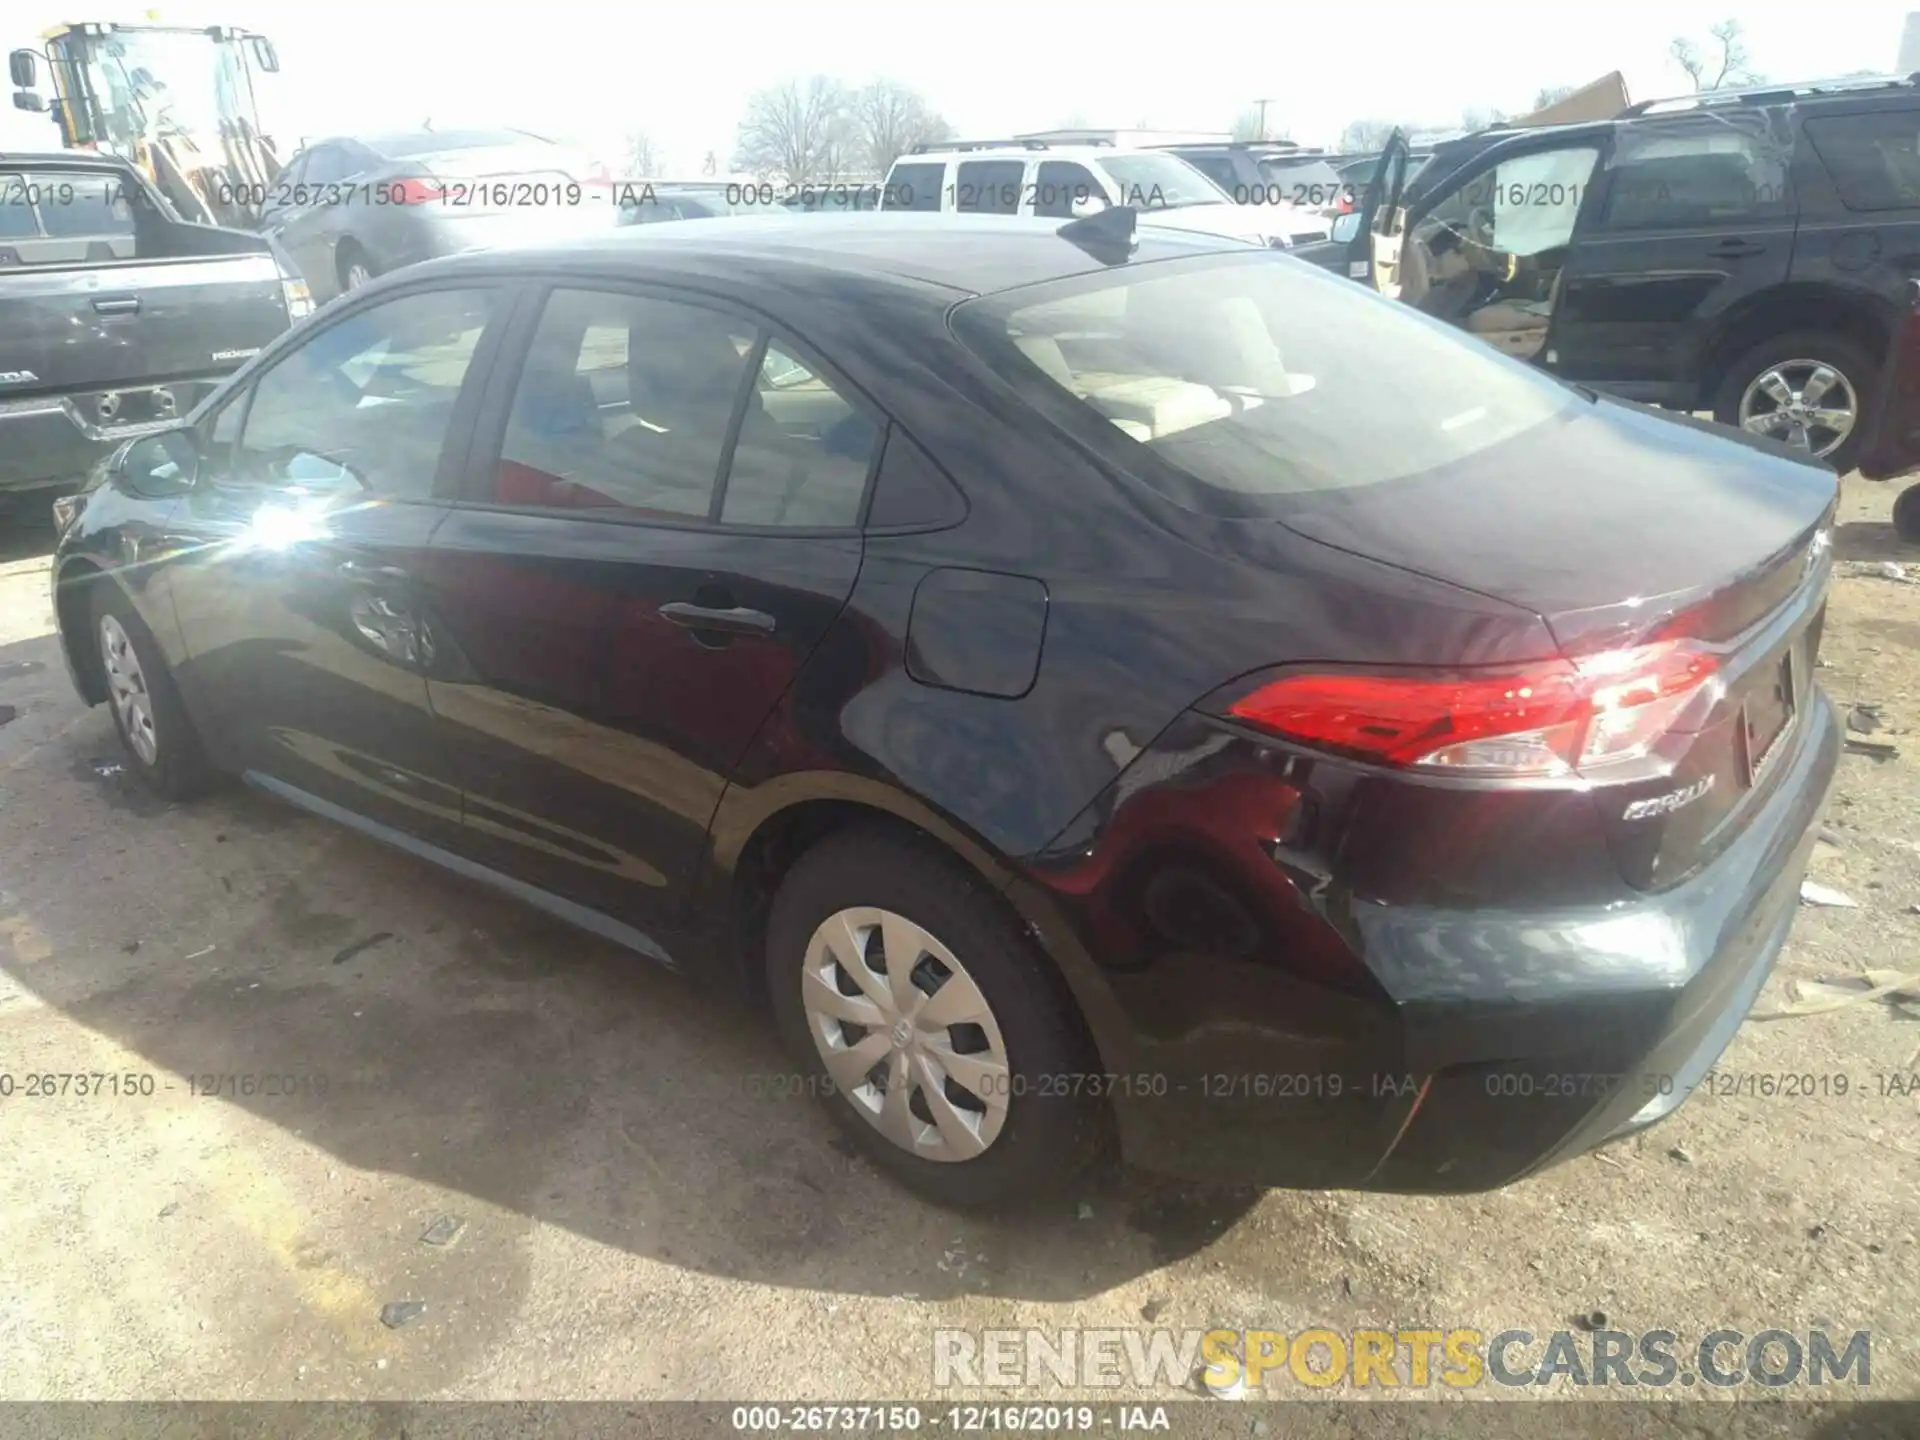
[1007,690,1840,1193]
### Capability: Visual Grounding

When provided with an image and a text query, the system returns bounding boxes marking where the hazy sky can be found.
[6,2,1918,171]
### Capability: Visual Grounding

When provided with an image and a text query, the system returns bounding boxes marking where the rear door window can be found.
[1598,119,1794,229]
[1804,109,1920,211]
[1032,161,1103,219]
[885,162,944,211]
[493,287,754,518]
[954,160,1025,214]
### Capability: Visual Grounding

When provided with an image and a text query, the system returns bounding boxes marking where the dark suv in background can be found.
[1327,74,1920,474]
[1157,141,1354,215]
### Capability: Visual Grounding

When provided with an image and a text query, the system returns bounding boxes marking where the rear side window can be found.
[955,160,1024,214]
[30,172,136,239]
[951,253,1574,514]
[1599,120,1794,229]
[0,171,135,246]
[886,162,943,211]
[1184,153,1241,191]
[0,176,37,240]
[1804,109,1920,212]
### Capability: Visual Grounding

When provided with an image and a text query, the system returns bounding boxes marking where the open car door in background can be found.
[1336,132,1412,292]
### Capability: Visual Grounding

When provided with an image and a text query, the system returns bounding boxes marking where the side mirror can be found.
[250,36,281,73]
[115,429,201,497]
[1069,193,1110,219]
[1329,211,1362,244]
[8,50,37,89]
[11,92,47,113]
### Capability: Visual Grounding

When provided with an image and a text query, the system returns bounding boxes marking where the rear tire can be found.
[1713,331,1876,474]
[337,242,376,294]
[765,826,1107,1210]
[1895,482,1920,544]
[89,580,215,802]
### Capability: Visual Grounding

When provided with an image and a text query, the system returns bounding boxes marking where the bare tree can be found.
[855,79,951,175]
[623,131,661,179]
[1231,109,1265,141]
[733,76,858,184]
[1532,83,1577,110]
[1338,118,1413,153]
[1671,19,1760,92]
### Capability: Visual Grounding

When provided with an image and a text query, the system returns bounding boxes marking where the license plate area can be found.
[1740,647,1797,787]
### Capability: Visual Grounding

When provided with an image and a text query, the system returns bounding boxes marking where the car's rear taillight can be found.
[280,274,313,320]
[1225,640,1721,778]
[387,177,443,205]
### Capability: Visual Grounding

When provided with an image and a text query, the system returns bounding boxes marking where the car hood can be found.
[1271,392,1840,653]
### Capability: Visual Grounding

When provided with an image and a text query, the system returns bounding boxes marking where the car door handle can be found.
[1707,240,1765,258]
[658,602,776,637]
[92,296,140,315]
[336,559,409,582]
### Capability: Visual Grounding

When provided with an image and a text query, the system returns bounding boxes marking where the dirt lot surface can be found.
[0,477,1916,1420]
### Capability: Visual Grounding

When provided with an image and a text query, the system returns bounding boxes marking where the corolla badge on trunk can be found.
[1622,773,1716,821]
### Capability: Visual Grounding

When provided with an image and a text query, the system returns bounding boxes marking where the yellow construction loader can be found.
[8,18,283,227]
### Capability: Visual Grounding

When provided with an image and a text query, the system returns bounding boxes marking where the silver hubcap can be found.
[345,262,371,290]
[1739,360,1857,458]
[801,907,1011,1162]
[99,614,158,766]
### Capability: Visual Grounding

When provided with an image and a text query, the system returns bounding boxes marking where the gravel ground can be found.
[0,475,1915,1419]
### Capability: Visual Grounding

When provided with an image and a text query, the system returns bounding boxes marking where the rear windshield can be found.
[951,252,1576,516]
[0,170,139,263]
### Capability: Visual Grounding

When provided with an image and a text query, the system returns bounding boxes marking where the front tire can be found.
[1714,331,1875,473]
[91,581,214,801]
[766,826,1107,1210]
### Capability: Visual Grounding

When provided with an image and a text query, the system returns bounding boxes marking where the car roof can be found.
[422,212,1249,297]
[0,151,138,171]
[312,129,559,157]
[897,146,1133,165]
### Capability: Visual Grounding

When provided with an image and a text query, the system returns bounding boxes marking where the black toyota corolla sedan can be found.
[49,211,1840,1209]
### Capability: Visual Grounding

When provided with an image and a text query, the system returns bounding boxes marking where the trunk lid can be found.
[1274,394,1838,654]
[409,142,601,216]
[1276,392,1839,890]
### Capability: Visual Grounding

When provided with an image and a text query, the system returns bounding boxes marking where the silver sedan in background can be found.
[261,128,617,303]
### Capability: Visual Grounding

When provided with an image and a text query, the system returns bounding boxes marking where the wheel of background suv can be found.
[1715,332,1876,473]
[90,580,215,801]
[338,243,376,293]
[1895,483,1920,544]
[765,826,1107,1209]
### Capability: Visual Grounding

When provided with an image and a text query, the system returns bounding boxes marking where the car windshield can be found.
[951,252,1577,514]
[1098,153,1228,211]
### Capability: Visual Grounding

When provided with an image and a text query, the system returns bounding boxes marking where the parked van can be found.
[880,140,1331,247]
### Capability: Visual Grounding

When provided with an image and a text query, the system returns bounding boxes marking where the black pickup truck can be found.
[0,152,311,519]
